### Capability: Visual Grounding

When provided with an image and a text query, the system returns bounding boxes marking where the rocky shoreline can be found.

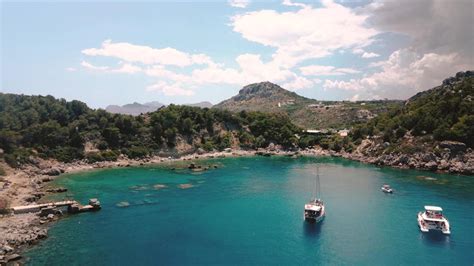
[0,146,472,264]
[341,139,474,175]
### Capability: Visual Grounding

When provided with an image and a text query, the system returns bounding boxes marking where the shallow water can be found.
[26,156,474,265]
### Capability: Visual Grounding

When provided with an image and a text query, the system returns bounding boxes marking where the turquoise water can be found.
[26,157,474,265]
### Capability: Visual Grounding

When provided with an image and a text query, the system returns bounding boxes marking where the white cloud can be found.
[282,76,314,91]
[229,0,249,8]
[111,63,142,74]
[282,0,307,8]
[81,60,141,74]
[146,81,194,96]
[353,48,379,58]
[231,0,379,67]
[366,0,474,58]
[323,49,473,99]
[361,52,379,58]
[300,65,360,76]
[82,40,215,67]
[81,60,109,71]
[66,67,76,72]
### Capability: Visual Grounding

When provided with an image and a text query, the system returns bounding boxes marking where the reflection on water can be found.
[303,221,323,238]
[419,232,452,248]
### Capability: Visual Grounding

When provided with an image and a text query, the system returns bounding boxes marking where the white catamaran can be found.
[304,166,325,223]
[417,206,451,235]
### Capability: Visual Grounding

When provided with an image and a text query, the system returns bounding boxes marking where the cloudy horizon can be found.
[1,0,473,108]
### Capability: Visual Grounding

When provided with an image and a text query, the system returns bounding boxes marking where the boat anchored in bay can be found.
[417,206,451,235]
[381,184,393,193]
[304,166,325,223]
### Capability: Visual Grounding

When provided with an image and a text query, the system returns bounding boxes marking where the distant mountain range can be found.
[105,101,213,116]
[214,81,402,129]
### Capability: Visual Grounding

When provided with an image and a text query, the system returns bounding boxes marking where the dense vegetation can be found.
[350,71,474,149]
[0,93,301,167]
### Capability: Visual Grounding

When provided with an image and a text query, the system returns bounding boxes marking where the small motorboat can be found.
[417,206,451,235]
[381,184,393,193]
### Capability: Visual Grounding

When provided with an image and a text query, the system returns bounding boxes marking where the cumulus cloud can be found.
[231,0,379,67]
[229,0,249,8]
[82,40,216,67]
[282,76,315,91]
[366,0,474,58]
[300,65,360,76]
[76,1,473,100]
[324,0,474,100]
[324,49,473,99]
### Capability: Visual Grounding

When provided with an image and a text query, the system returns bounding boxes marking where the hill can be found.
[105,101,164,116]
[0,93,300,167]
[214,81,401,129]
[106,101,213,116]
[347,71,474,173]
[184,101,213,108]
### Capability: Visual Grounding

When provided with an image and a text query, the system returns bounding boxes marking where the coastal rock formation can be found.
[345,139,474,175]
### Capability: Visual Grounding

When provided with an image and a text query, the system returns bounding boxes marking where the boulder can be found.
[1,245,14,253]
[42,167,62,176]
[439,141,467,154]
[46,187,68,193]
[424,161,438,170]
[421,153,437,163]
[6,254,21,262]
[196,148,205,155]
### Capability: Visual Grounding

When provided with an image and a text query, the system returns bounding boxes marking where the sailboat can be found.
[304,166,325,223]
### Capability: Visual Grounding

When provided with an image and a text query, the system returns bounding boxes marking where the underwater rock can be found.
[153,184,167,190]
[116,201,130,208]
[178,184,194,189]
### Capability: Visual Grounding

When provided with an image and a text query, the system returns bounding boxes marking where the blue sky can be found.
[1,0,472,108]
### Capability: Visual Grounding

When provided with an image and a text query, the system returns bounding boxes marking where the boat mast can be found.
[316,166,321,199]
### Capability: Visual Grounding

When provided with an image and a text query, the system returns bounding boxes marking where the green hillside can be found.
[0,93,300,167]
[351,71,474,148]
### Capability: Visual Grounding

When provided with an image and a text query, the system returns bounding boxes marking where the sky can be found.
[1,0,473,108]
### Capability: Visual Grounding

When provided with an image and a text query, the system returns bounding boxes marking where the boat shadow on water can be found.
[303,221,323,238]
[419,232,453,248]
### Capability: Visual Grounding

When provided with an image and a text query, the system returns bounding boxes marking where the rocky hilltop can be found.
[215,81,401,129]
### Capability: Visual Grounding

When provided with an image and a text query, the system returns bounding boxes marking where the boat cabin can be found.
[304,200,323,218]
[424,206,444,219]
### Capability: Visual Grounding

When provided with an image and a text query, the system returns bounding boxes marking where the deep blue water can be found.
[26,156,474,265]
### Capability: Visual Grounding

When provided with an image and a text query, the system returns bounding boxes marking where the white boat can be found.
[417,206,451,235]
[304,199,325,223]
[381,184,393,193]
[304,166,325,223]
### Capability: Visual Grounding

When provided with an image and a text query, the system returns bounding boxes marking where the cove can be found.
[25,156,474,265]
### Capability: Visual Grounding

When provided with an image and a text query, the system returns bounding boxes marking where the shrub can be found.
[0,165,5,176]
[4,149,33,168]
[125,146,149,159]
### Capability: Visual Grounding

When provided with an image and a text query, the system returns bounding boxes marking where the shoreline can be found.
[0,147,472,263]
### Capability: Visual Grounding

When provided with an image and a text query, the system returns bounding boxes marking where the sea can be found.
[25,156,474,265]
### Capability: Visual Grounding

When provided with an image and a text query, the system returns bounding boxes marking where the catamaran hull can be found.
[417,212,451,235]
